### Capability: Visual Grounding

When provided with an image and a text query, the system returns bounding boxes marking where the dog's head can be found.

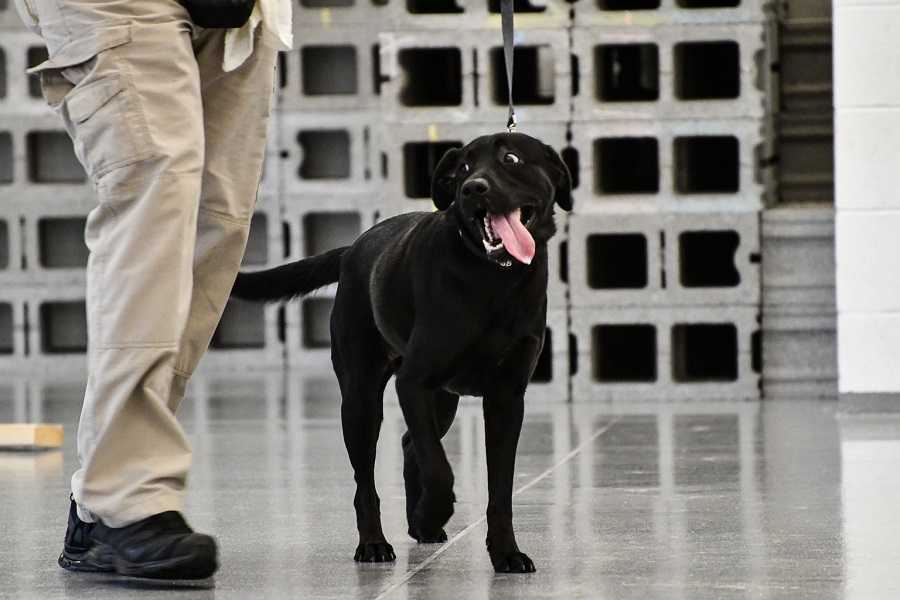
[431,132,573,268]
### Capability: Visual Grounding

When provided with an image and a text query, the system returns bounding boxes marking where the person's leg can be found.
[61,19,205,528]
[22,0,205,527]
[168,27,278,402]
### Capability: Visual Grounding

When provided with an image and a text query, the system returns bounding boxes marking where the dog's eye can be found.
[504,153,522,165]
[459,163,470,174]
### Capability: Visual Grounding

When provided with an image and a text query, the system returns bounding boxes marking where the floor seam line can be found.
[371,415,623,600]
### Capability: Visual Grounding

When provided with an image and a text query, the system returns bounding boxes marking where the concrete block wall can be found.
[2,0,841,402]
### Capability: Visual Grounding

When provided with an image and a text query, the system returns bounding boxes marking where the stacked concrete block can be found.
[0,19,95,375]
[566,0,772,401]
[761,205,836,397]
[276,9,386,373]
[572,24,770,122]
[570,305,758,400]
[571,118,765,214]
[752,0,836,396]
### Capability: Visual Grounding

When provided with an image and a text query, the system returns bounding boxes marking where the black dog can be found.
[231,132,572,573]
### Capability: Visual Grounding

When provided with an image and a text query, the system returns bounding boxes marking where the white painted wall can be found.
[835,0,900,392]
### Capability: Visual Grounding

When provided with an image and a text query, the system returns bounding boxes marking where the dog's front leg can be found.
[482,337,541,574]
[396,372,456,540]
[483,390,535,573]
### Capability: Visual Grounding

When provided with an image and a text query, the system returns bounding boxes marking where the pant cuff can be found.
[79,493,186,528]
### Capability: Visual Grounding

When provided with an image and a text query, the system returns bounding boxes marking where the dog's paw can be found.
[491,551,536,574]
[408,525,448,544]
[354,541,396,563]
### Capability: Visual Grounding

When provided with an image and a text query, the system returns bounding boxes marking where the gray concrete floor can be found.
[0,371,898,599]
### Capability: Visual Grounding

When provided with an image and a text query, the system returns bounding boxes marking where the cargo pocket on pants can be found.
[63,75,158,181]
[28,24,159,183]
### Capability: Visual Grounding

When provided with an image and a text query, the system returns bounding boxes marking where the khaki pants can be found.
[17,0,277,527]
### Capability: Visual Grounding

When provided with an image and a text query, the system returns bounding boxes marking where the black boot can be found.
[59,497,218,580]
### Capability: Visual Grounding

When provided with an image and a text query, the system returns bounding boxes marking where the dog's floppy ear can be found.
[542,144,573,212]
[431,147,461,211]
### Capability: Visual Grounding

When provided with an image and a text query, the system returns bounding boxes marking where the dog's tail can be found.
[231,246,349,302]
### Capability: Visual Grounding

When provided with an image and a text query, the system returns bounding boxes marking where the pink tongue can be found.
[490,208,536,265]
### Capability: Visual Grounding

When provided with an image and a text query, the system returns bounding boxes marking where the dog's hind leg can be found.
[403,390,459,543]
[332,303,395,563]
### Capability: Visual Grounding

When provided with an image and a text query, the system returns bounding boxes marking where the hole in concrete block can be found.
[403,141,463,199]
[242,213,269,266]
[277,52,288,89]
[752,329,761,373]
[594,138,658,194]
[560,240,568,283]
[0,47,6,99]
[0,303,11,354]
[597,0,659,10]
[561,146,579,190]
[372,44,383,95]
[569,333,578,376]
[302,0,353,6]
[679,230,740,287]
[491,46,555,106]
[596,44,659,101]
[0,220,7,269]
[39,218,88,268]
[303,298,333,348]
[593,324,657,382]
[672,323,738,382]
[301,46,358,95]
[40,301,87,354]
[27,46,48,98]
[674,136,739,193]
[303,212,361,256]
[587,233,648,289]
[408,0,462,12]
[531,328,553,383]
[675,41,739,100]
[488,0,546,12]
[677,0,739,8]
[0,132,11,183]
[27,131,86,183]
[211,299,266,349]
[298,130,351,179]
[399,48,462,107]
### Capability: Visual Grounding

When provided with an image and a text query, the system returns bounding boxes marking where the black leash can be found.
[501,0,517,132]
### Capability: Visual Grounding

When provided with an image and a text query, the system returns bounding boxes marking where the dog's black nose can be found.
[461,177,490,198]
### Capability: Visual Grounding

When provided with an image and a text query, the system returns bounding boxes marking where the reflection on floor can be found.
[0,370,898,599]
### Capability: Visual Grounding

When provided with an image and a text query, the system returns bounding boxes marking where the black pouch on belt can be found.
[178,0,256,28]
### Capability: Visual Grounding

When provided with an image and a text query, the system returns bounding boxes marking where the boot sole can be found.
[97,541,218,580]
[58,548,115,573]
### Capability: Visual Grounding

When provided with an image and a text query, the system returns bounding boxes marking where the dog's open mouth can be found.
[473,206,536,267]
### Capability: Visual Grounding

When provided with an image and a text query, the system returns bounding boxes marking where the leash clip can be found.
[507,112,517,133]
